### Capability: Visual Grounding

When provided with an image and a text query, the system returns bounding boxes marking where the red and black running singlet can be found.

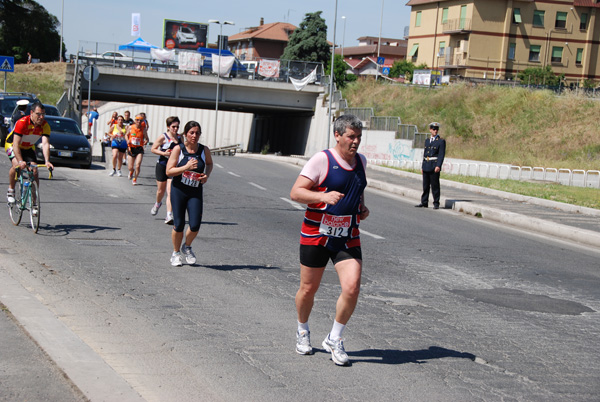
[300,149,367,250]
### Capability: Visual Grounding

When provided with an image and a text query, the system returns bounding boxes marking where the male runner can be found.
[5,102,54,209]
[290,114,369,366]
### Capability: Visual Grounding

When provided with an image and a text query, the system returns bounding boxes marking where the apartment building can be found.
[406,0,600,85]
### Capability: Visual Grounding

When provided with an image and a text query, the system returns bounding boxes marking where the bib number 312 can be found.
[319,214,352,238]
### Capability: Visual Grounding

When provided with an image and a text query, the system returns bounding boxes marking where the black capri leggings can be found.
[170,184,203,232]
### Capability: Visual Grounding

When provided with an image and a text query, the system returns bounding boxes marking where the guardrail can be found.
[211,144,242,156]
[367,159,600,189]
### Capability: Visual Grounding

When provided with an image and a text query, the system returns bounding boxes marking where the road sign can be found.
[382,67,390,76]
[377,57,385,65]
[83,65,99,82]
[0,56,15,72]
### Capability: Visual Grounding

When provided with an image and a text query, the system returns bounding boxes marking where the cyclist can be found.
[5,102,54,212]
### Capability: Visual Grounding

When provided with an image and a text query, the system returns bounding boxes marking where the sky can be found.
[36,0,412,57]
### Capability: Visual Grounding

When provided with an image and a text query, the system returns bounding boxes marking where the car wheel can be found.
[81,161,92,169]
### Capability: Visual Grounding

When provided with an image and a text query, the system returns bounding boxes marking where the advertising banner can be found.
[163,19,208,50]
[131,13,141,37]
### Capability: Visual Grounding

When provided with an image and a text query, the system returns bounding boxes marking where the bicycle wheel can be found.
[27,180,40,233]
[8,180,22,226]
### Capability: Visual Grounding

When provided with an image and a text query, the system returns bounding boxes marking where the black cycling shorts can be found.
[127,146,144,157]
[299,244,362,268]
[155,163,168,182]
[8,147,37,163]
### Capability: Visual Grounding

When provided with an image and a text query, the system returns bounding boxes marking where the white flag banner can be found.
[258,59,280,78]
[178,52,203,71]
[290,67,318,91]
[131,13,141,37]
[151,48,175,62]
[212,55,235,77]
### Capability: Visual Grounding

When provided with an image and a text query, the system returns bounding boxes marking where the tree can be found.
[327,54,356,89]
[0,0,64,63]
[282,11,330,64]
[389,60,428,82]
[518,65,563,87]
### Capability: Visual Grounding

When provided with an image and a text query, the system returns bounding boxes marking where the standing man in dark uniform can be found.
[415,122,446,210]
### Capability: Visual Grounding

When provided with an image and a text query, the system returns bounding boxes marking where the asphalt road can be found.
[0,154,599,401]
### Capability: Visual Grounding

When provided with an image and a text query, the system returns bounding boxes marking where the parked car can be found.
[0,92,38,146]
[83,51,133,66]
[10,101,60,131]
[176,26,197,45]
[196,47,248,78]
[36,116,92,169]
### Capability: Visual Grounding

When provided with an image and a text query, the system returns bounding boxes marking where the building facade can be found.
[336,36,407,77]
[406,0,600,85]
[227,19,296,61]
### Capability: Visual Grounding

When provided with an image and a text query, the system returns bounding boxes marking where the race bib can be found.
[182,171,202,187]
[131,137,141,146]
[319,214,352,238]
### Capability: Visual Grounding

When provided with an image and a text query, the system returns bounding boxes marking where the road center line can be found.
[280,197,305,210]
[214,163,223,169]
[228,171,241,177]
[249,182,266,191]
[359,229,385,240]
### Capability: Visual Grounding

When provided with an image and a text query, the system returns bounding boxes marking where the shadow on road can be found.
[348,346,476,365]
[37,224,121,236]
[202,264,280,271]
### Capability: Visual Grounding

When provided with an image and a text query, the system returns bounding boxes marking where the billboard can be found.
[163,19,208,50]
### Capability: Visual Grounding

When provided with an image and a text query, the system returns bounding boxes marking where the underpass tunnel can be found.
[249,112,313,155]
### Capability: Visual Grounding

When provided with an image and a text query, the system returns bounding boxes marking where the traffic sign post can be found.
[83,66,100,143]
[0,55,15,92]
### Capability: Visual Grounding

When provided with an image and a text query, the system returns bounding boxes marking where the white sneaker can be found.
[116,170,122,177]
[31,208,38,217]
[170,252,183,267]
[165,213,174,225]
[151,202,162,216]
[322,335,349,366]
[7,190,15,204]
[181,244,196,264]
[296,330,313,355]
[108,170,116,176]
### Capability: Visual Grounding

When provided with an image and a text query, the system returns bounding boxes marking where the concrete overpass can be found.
[67,64,332,155]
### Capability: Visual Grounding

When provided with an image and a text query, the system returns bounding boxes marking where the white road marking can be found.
[228,171,241,177]
[215,163,223,169]
[249,182,266,191]
[360,229,385,240]
[280,197,304,210]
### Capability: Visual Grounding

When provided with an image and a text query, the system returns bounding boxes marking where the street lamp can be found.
[328,0,339,147]
[376,0,384,80]
[208,19,234,147]
[341,16,346,60]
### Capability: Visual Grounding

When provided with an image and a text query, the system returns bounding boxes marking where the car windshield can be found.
[1,100,18,115]
[46,118,84,135]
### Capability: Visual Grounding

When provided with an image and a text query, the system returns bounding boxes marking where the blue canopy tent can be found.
[118,37,159,53]
[118,37,159,68]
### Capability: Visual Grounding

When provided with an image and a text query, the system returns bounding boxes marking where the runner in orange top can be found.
[5,102,54,203]
[125,113,149,185]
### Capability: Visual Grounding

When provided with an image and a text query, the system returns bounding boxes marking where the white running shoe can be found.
[109,170,116,176]
[7,190,15,204]
[165,213,174,225]
[170,252,183,267]
[181,244,196,264]
[151,202,162,216]
[31,208,38,217]
[322,335,349,366]
[296,330,313,355]
[116,170,122,177]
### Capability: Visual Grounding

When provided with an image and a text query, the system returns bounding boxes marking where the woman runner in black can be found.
[166,121,213,266]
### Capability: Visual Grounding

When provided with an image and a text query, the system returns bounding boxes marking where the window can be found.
[580,13,588,30]
[409,43,419,62]
[439,41,446,56]
[576,48,583,65]
[555,11,567,29]
[508,43,516,60]
[529,45,541,62]
[513,8,522,24]
[442,8,448,24]
[416,11,422,27]
[459,5,467,29]
[551,46,563,63]
[533,10,545,27]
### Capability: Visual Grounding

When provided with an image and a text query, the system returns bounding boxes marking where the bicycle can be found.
[7,163,52,233]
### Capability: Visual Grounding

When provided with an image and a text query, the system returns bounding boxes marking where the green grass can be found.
[5,63,66,105]
[402,167,600,209]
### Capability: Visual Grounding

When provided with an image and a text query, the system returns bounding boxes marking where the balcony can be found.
[439,53,469,68]
[442,18,472,34]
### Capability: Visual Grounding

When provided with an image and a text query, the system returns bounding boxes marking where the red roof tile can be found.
[228,22,297,43]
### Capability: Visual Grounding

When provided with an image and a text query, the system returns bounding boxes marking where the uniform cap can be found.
[429,122,440,129]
